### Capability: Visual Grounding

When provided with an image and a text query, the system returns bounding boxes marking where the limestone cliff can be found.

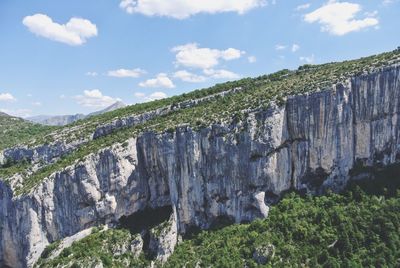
[0,65,399,267]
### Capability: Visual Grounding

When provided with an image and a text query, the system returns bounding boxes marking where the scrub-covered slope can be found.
[0,113,56,151]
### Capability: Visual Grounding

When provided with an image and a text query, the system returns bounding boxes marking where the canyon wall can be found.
[0,65,399,267]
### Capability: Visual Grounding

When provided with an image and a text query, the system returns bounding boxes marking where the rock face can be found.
[148,212,178,263]
[0,65,400,267]
[1,87,244,167]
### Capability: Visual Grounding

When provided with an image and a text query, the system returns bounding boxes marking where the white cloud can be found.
[173,70,207,83]
[172,43,245,69]
[119,0,267,19]
[148,91,167,100]
[248,56,257,63]
[300,54,315,63]
[296,3,311,10]
[0,93,16,102]
[32,101,42,106]
[304,1,379,36]
[107,68,146,78]
[292,44,300,52]
[139,73,175,88]
[22,14,97,46]
[86,71,98,77]
[134,92,146,98]
[203,69,240,79]
[74,89,121,108]
[382,0,398,5]
[134,91,168,101]
[275,44,287,50]
[59,94,66,99]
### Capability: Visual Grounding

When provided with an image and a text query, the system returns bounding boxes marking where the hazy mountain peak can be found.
[27,101,127,126]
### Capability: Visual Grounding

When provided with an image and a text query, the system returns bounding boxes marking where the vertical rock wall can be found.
[0,65,399,267]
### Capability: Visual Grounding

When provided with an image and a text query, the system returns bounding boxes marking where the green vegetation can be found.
[166,186,400,267]
[35,181,400,267]
[2,49,400,195]
[0,113,56,151]
[35,228,150,268]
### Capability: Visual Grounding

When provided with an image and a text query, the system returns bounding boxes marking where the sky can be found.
[0,0,399,117]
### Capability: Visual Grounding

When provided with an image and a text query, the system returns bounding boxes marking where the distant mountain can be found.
[27,101,126,126]
[0,111,10,117]
[88,101,126,117]
[27,114,86,126]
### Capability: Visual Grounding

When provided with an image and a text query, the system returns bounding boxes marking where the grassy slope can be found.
[0,113,56,151]
[35,228,150,268]
[2,49,400,195]
[36,182,400,268]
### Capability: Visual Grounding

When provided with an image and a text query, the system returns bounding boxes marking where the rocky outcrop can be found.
[0,65,400,267]
[1,139,85,166]
[148,212,178,263]
[92,86,244,139]
[1,87,244,166]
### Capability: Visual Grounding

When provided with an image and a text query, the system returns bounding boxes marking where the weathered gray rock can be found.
[148,212,178,263]
[0,66,400,267]
[130,234,144,258]
[253,244,275,265]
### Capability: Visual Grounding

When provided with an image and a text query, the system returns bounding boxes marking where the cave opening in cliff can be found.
[348,162,400,197]
[118,205,173,234]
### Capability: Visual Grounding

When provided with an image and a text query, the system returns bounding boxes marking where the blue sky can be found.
[0,0,399,117]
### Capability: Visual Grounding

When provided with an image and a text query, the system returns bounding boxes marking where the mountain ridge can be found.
[26,101,126,126]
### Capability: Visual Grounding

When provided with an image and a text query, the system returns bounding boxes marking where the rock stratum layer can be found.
[1,65,400,267]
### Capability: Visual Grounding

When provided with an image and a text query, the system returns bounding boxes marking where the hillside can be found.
[0,113,56,151]
[1,48,400,267]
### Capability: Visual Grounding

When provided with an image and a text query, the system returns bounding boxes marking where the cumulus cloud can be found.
[248,56,257,63]
[382,0,398,5]
[134,91,168,101]
[139,73,175,88]
[119,0,266,19]
[31,101,42,106]
[300,54,315,63]
[296,3,311,10]
[275,44,287,50]
[134,92,146,98]
[203,69,240,79]
[107,68,146,78]
[148,91,167,100]
[0,93,16,102]
[86,72,98,77]
[172,43,245,69]
[292,44,300,52]
[22,14,97,46]
[74,89,121,108]
[304,1,379,36]
[173,70,207,83]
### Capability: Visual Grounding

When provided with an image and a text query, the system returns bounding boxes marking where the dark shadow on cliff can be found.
[347,162,400,197]
[118,206,172,234]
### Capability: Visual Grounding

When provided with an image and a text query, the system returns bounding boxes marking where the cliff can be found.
[0,64,400,267]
